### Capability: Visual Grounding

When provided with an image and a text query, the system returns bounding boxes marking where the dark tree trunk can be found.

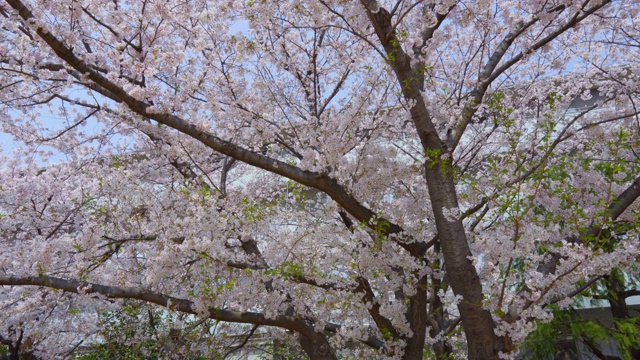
[401,275,429,360]
[604,273,640,359]
[424,160,504,360]
[606,274,630,319]
[429,271,454,358]
[298,332,337,360]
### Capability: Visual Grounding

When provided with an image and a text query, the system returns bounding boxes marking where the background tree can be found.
[1,1,640,359]
[71,302,213,360]
[523,268,640,360]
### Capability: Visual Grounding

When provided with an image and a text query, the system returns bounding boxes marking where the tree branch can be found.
[355,277,401,340]
[546,275,603,305]
[622,289,640,299]
[0,275,322,339]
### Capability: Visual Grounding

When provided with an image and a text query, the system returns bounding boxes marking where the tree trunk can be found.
[424,159,504,360]
[606,274,629,319]
[298,332,337,360]
[401,275,429,360]
[429,272,454,358]
[361,4,504,357]
[605,273,640,359]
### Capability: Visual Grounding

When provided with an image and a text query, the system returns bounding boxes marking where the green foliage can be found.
[257,339,307,360]
[239,191,282,225]
[424,148,442,169]
[523,294,640,360]
[613,319,640,359]
[522,307,604,359]
[379,327,393,341]
[423,348,458,360]
[73,304,162,360]
[72,303,213,360]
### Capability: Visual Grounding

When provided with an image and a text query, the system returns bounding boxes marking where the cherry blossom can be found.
[1,1,639,359]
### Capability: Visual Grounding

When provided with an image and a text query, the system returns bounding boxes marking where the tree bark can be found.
[401,275,429,360]
[604,273,640,359]
[298,333,337,360]
[0,275,336,359]
[424,159,504,359]
[429,269,454,358]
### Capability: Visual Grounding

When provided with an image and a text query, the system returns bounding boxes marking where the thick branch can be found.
[413,3,455,56]
[356,277,401,340]
[0,275,321,338]
[623,290,640,299]
[361,1,441,154]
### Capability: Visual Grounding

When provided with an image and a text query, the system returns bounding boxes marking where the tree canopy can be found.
[1,1,640,359]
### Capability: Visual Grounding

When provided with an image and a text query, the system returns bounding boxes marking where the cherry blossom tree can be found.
[1,0,640,359]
